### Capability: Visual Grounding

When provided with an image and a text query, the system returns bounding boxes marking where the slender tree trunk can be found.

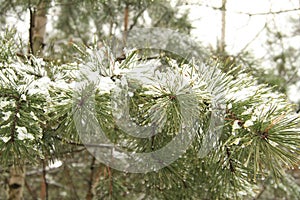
[34,2,49,198]
[219,0,227,52]
[32,0,48,55]
[7,166,26,200]
[33,2,49,198]
[123,3,129,44]
[40,159,48,200]
[124,4,129,32]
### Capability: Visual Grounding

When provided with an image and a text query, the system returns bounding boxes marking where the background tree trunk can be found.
[219,0,227,52]
[34,1,49,198]
[32,0,48,55]
[7,166,26,200]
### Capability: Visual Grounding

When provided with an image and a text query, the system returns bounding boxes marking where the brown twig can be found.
[128,7,148,31]
[226,146,235,173]
[107,166,113,197]
[54,136,114,149]
[243,8,300,16]
[10,96,21,143]
[253,185,266,200]
[40,159,48,200]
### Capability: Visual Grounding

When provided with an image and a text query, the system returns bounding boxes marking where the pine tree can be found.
[1,0,300,199]
[1,26,300,199]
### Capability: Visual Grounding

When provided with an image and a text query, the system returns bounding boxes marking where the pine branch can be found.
[54,136,114,149]
[226,146,235,173]
[253,185,266,200]
[0,93,19,100]
[115,54,161,63]
[15,52,62,64]
[10,96,21,143]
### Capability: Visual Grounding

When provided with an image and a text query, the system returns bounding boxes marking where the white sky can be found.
[181,0,300,103]
[184,0,300,55]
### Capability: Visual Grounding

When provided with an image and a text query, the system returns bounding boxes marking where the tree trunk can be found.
[123,3,129,44]
[7,166,26,200]
[40,159,48,200]
[32,0,48,55]
[219,0,227,52]
[34,1,49,198]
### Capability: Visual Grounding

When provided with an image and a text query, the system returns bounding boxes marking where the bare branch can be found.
[243,8,300,16]
[128,6,148,31]
[182,2,300,16]
[236,22,267,56]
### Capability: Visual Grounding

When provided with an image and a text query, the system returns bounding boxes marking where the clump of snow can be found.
[27,76,51,97]
[0,100,13,108]
[232,120,242,131]
[99,77,116,93]
[243,120,254,128]
[16,126,35,140]
[48,160,62,169]
[125,59,161,86]
[226,85,258,102]
[20,94,26,101]
[0,136,10,143]
[30,111,39,121]
[2,111,12,121]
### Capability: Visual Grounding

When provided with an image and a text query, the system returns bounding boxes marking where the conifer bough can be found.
[0,28,300,199]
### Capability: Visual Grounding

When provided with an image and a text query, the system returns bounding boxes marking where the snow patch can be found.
[2,111,12,121]
[17,126,34,140]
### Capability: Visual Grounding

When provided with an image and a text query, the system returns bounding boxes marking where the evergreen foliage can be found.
[1,28,300,199]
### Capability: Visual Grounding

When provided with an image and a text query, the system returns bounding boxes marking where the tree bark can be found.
[40,159,48,200]
[7,166,26,200]
[32,0,48,55]
[123,3,129,44]
[219,0,227,52]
